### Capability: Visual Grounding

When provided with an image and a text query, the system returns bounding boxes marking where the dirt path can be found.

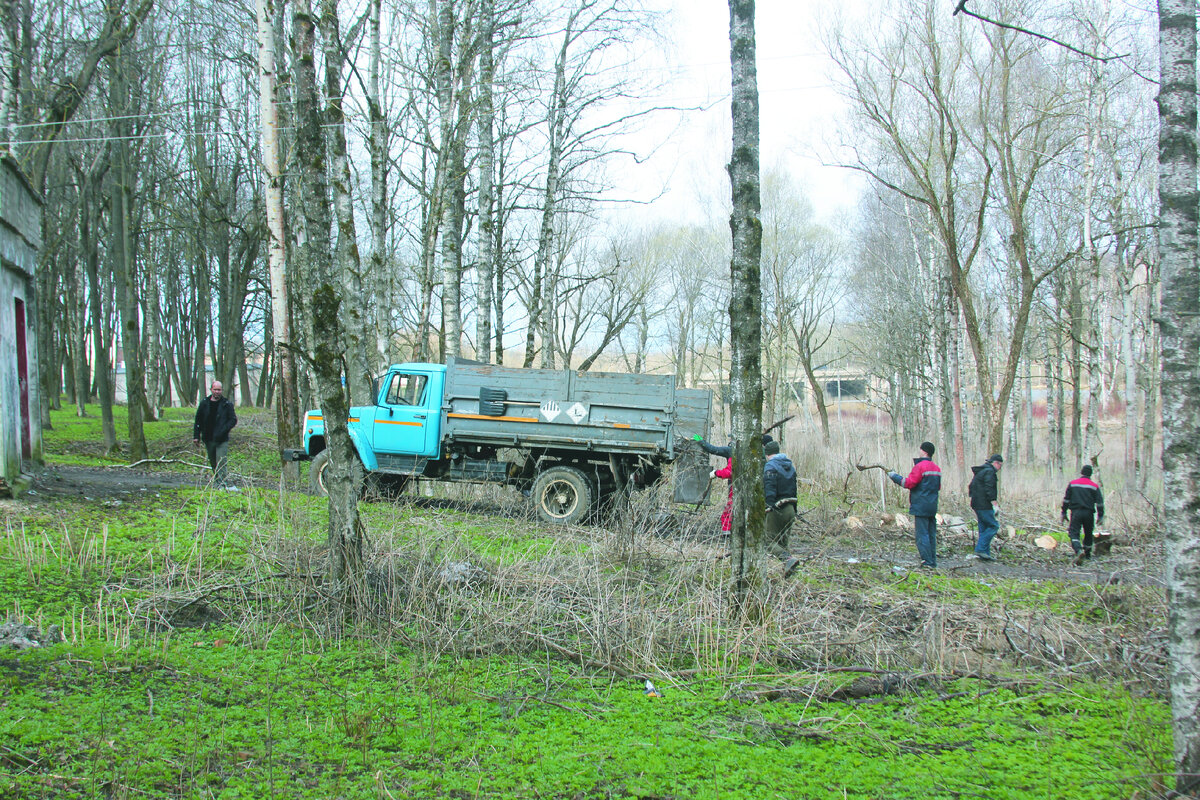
[25,464,218,501]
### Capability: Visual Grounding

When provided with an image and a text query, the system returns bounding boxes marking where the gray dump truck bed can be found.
[441,359,710,456]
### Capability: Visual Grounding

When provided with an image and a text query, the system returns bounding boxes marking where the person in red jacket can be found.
[1062,465,1105,565]
[711,458,733,533]
[888,442,942,569]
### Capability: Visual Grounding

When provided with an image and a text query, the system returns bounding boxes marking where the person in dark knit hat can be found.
[888,442,942,569]
[1062,464,1105,565]
[968,454,1004,560]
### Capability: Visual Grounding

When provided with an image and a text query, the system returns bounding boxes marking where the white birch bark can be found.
[321,0,371,404]
[1081,73,1102,467]
[475,0,495,363]
[257,0,299,482]
[1157,0,1200,793]
[727,0,765,601]
[368,0,390,368]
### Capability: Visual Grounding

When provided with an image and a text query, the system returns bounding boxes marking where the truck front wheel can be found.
[307,450,365,497]
[532,466,593,525]
[308,450,333,495]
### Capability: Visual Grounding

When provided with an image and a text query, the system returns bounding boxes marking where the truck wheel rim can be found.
[540,479,580,519]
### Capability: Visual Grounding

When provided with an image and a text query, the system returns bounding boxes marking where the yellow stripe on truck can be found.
[447,412,539,423]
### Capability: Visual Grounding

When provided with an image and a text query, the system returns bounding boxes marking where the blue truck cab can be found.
[301,363,445,469]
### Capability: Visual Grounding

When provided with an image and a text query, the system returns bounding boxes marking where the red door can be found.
[14,299,30,459]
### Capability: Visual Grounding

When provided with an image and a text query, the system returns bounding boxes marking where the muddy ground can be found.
[24,464,224,500]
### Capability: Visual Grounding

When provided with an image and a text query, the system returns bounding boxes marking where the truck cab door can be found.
[373,370,438,457]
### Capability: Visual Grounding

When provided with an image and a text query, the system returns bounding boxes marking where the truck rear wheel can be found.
[533,466,592,525]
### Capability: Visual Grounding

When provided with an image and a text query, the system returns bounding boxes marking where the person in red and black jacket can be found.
[1062,465,1105,563]
[888,442,942,569]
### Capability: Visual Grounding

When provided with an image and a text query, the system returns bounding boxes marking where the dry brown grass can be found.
[100,479,1167,704]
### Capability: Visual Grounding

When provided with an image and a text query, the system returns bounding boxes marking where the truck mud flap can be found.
[672,450,712,505]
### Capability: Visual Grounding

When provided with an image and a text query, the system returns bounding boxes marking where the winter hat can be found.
[920,441,935,456]
[764,440,780,456]
[1081,465,1093,477]
[989,454,1004,464]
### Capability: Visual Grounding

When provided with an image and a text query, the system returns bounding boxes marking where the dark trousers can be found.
[765,505,797,560]
[1068,510,1095,555]
[914,516,937,567]
[204,439,229,486]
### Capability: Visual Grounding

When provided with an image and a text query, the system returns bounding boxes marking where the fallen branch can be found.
[122,457,208,470]
[854,463,891,474]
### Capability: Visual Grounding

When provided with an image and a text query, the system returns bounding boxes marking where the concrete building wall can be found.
[0,155,44,493]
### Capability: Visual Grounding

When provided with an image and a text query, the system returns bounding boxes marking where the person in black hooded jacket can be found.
[763,440,800,577]
[968,454,1004,560]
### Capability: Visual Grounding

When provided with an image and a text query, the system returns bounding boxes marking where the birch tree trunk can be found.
[108,54,147,462]
[1082,77,1102,466]
[70,260,89,416]
[1157,1,1200,793]
[948,290,965,470]
[367,0,390,368]
[475,0,496,363]
[257,0,299,485]
[295,0,363,599]
[322,0,371,405]
[436,0,463,360]
[727,0,765,605]
[80,167,117,453]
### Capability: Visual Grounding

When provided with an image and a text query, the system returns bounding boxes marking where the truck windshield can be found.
[385,373,427,406]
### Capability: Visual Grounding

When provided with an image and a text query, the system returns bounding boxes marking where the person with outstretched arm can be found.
[887,442,942,569]
[692,432,773,459]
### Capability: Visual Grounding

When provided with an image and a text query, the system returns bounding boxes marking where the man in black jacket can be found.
[193,381,238,488]
[763,440,800,577]
[968,454,1004,561]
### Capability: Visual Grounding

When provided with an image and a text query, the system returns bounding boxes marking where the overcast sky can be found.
[606,0,866,231]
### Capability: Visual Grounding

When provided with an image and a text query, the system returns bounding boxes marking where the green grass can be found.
[0,401,1173,799]
[0,631,1170,800]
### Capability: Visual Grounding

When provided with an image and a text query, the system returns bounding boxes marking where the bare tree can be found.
[294,0,363,599]
[1157,0,1200,792]
[727,0,765,603]
[257,0,299,484]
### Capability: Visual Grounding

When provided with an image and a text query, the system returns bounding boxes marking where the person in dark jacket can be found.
[193,381,238,488]
[763,440,800,577]
[888,442,942,568]
[968,454,1004,561]
[693,432,773,459]
[1062,465,1105,564]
